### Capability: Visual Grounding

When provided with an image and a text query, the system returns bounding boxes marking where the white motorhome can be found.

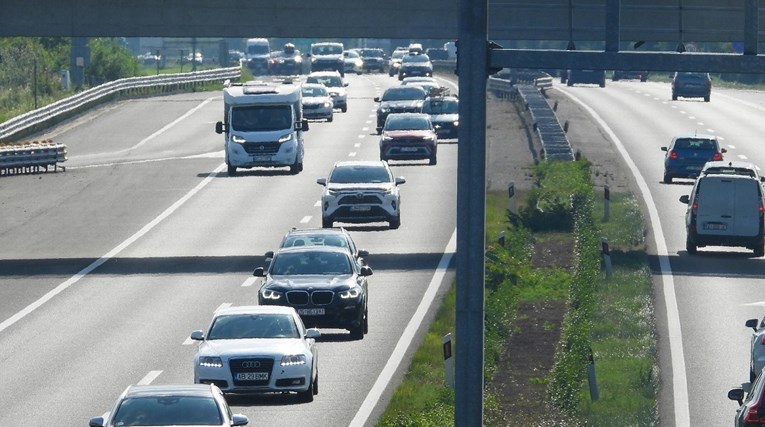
[245,38,271,75]
[215,81,309,175]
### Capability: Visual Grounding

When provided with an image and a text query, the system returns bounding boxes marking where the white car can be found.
[316,160,405,229]
[306,71,348,113]
[301,83,334,122]
[192,305,320,402]
[746,317,765,381]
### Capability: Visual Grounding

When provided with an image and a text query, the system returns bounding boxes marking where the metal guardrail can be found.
[0,66,241,142]
[488,72,573,161]
[0,140,67,175]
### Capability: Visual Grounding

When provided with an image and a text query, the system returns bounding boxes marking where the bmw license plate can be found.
[298,308,325,316]
[235,372,269,381]
[350,205,371,212]
[703,223,727,230]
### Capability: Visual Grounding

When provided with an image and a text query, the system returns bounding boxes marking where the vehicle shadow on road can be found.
[225,393,305,407]
[196,169,295,179]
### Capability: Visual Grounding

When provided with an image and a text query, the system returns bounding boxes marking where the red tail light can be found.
[669,151,678,159]
[744,404,765,423]
[712,152,723,161]
[761,334,765,344]
[759,203,764,213]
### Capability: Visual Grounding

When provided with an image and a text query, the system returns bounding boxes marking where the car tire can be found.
[363,307,369,334]
[350,320,364,340]
[663,173,672,184]
[289,159,300,175]
[322,218,333,228]
[704,95,710,102]
[672,93,678,101]
[686,234,697,255]
[566,80,573,87]
[298,376,315,402]
[429,155,437,166]
[327,114,333,123]
[754,239,765,257]
[341,105,347,113]
[389,213,401,229]
[227,164,237,176]
[599,80,606,88]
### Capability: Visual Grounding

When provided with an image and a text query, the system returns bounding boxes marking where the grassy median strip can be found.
[377,160,657,426]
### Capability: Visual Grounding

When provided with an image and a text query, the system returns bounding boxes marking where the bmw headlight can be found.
[382,136,393,142]
[339,287,362,299]
[281,354,307,366]
[454,121,459,126]
[324,101,332,108]
[199,356,223,368]
[278,133,292,143]
[379,107,390,114]
[261,288,283,300]
[232,135,246,144]
[295,57,302,63]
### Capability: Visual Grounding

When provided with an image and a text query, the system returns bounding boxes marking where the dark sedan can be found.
[374,85,428,134]
[255,246,372,340]
[672,71,712,102]
[421,95,459,140]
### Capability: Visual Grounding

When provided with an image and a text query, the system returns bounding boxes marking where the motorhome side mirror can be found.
[317,178,327,186]
[728,387,744,406]
[253,267,265,277]
[660,146,668,152]
[679,195,690,204]
[302,119,310,132]
[215,121,225,134]
[747,318,759,331]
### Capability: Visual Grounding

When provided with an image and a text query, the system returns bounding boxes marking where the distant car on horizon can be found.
[612,70,648,82]
[672,71,712,102]
[565,69,606,87]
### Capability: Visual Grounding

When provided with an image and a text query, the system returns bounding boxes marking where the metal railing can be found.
[0,66,241,142]
[0,140,67,175]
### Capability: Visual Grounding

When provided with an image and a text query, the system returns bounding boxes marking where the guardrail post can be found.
[587,348,600,401]
[497,230,505,247]
[508,182,517,215]
[443,333,454,388]
[603,184,610,221]
[601,237,613,279]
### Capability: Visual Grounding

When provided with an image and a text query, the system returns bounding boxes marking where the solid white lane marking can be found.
[728,145,736,149]
[351,231,456,426]
[707,129,715,133]
[131,98,214,151]
[0,163,228,335]
[300,216,312,223]
[241,277,258,288]
[69,151,225,169]
[137,370,163,385]
[558,89,690,427]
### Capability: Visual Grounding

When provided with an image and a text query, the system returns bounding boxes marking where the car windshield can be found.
[678,72,708,79]
[385,116,431,131]
[302,86,328,97]
[247,45,269,55]
[382,87,426,101]
[422,99,459,114]
[312,44,342,55]
[270,251,353,275]
[207,313,299,339]
[673,138,717,150]
[344,51,359,58]
[329,165,392,184]
[111,395,222,426]
[231,105,292,132]
[283,234,349,249]
[306,76,343,88]
[402,54,430,64]
[391,51,406,60]
[360,49,383,58]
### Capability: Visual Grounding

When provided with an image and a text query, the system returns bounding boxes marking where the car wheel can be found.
[599,80,606,88]
[313,372,319,395]
[754,239,764,257]
[289,159,300,175]
[327,114,333,123]
[322,218,333,228]
[341,105,347,113]
[686,234,697,255]
[363,307,369,334]
[663,173,672,184]
[389,213,401,229]
[350,322,364,340]
[227,164,237,176]
[704,95,710,102]
[672,93,678,101]
[298,376,314,402]
[429,155,438,166]
[566,80,573,87]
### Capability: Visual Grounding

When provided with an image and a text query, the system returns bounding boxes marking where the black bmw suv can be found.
[254,246,373,340]
[374,85,428,134]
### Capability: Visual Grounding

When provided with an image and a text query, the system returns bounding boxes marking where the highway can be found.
[555,80,765,427]
[0,74,458,426]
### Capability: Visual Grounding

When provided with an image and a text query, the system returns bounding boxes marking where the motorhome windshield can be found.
[231,105,292,132]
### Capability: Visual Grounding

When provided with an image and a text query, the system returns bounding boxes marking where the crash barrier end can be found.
[0,140,68,176]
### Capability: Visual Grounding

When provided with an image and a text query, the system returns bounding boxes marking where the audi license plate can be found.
[298,308,325,316]
[350,205,371,212]
[400,147,418,152]
[235,372,269,381]
[704,223,727,231]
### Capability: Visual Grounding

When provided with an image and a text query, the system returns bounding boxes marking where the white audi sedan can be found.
[192,305,320,402]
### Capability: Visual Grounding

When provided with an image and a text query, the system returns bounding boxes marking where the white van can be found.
[680,173,765,256]
[215,81,309,176]
[245,38,271,74]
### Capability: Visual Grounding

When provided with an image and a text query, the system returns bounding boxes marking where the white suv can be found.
[316,160,405,229]
[306,71,348,112]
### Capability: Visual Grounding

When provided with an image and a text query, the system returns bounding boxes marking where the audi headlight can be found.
[339,287,362,299]
[281,354,307,366]
[232,135,246,144]
[382,136,393,142]
[199,356,223,368]
[278,133,292,143]
[261,288,283,300]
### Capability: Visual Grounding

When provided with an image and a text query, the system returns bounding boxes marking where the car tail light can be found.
[760,334,765,344]
[669,151,678,159]
[759,203,764,214]
[712,152,723,161]
[744,403,765,423]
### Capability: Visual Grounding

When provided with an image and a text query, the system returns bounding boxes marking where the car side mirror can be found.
[728,387,745,406]
[344,82,349,87]
[358,249,369,258]
[760,177,765,183]
[299,119,309,132]
[264,250,274,259]
[215,121,226,134]
[721,148,727,153]
[747,318,759,331]
[395,176,406,185]
[253,267,265,277]
[317,178,327,186]
[660,146,668,152]
[231,414,249,426]
[679,195,690,204]
[190,330,204,341]
[374,97,381,102]
[305,328,321,339]
[88,417,106,427]
[360,266,373,276]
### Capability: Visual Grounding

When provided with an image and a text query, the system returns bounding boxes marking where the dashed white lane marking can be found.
[137,370,163,385]
[365,120,372,124]
[687,116,696,119]
[679,111,687,115]
[728,144,736,149]
[739,154,749,160]
[718,136,726,141]
[362,127,369,132]
[707,129,715,133]
[300,216,312,223]
[354,143,361,148]
[697,122,704,126]
[0,163,228,335]
[358,134,365,139]
[314,200,321,207]
[241,277,258,288]
[671,105,678,109]
[349,152,357,157]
